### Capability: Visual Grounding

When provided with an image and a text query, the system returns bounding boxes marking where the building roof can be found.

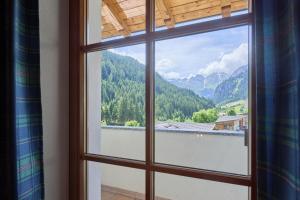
[101,0,248,39]
[156,121,215,132]
[216,115,246,123]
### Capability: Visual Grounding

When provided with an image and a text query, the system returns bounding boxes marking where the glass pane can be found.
[155,0,249,31]
[155,172,249,200]
[87,44,146,160]
[87,0,146,44]
[87,161,145,200]
[154,26,249,174]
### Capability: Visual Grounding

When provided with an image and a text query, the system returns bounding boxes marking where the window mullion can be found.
[145,40,155,200]
[145,0,155,200]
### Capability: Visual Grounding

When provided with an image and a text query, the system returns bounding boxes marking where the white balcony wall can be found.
[100,127,248,200]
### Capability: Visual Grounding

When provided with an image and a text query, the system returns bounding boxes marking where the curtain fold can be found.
[0,0,44,199]
[255,0,300,199]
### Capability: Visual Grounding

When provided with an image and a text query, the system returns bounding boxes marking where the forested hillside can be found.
[101,51,214,126]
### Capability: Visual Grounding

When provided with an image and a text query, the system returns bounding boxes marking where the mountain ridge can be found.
[168,72,229,99]
[167,65,248,104]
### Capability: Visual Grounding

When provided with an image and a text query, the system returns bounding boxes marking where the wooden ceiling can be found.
[101,0,248,39]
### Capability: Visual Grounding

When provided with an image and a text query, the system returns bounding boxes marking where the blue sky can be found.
[110,25,248,79]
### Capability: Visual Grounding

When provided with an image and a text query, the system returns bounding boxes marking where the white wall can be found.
[100,127,248,200]
[39,0,69,199]
[87,1,102,199]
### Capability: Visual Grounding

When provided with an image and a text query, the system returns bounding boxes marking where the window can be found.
[70,0,256,200]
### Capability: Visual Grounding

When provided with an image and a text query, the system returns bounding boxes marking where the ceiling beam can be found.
[221,0,232,17]
[102,0,131,36]
[156,0,175,28]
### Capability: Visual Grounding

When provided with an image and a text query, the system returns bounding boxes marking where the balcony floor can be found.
[102,185,170,200]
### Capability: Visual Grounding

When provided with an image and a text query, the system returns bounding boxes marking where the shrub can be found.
[125,120,140,127]
[192,108,218,123]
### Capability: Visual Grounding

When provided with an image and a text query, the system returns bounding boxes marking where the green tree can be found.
[206,108,218,122]
[192,110,209,123]
[172,111,185,122]
[227,109,237,116]
[192,109,218,123]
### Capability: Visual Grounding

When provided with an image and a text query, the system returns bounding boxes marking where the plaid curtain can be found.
[255,0,300,199]
[0,0,44,199]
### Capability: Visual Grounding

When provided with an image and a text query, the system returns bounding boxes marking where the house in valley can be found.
[214,115,248,131]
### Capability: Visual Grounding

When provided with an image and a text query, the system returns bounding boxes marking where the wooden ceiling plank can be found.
[221,5,231,17]
[126,15,145,26]
[102,5,123,30]
[119,0,144,10]
[156,0,175,28]
[124,6,145,18]
[173,4,245,23]
[102,0,131,36]
[171,0,246,16]
[101,0,248,38]
[172,2,246,23]
[221,0,232,17]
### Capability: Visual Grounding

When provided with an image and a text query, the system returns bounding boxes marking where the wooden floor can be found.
[102,185,170,200]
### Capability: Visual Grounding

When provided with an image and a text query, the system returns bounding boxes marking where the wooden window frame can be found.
[70,0,257,199]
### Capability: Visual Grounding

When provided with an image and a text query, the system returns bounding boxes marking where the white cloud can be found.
[156,58,174,71]
[158,71,181,80]
[198,43,248,76]
[156,58,182,79]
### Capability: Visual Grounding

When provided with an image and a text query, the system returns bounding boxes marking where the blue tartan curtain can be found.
[0,0,44,199]
[255,0,300,199]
